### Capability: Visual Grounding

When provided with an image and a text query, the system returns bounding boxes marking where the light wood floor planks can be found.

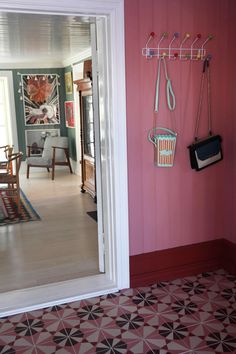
[0,165,99,293]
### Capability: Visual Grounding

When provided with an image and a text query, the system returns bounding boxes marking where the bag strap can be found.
[194,56,212,141]
[154,56,176,113]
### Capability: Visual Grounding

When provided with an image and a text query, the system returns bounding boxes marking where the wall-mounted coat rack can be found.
[142,32,213,60]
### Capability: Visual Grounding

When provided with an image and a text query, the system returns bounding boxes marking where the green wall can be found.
[64,65,77,161]
[9,68,67,159]
[1,65,77,161]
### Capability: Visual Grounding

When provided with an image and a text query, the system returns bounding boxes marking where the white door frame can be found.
[0,0,129,317]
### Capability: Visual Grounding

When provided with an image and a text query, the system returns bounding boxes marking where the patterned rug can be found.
[0,189,40,226]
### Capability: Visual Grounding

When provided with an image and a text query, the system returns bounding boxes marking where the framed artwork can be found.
[65,101,75,128]
[22,74,60,126]
[65,71,73,95]
[72,62,84,81]
[25,129,60,156]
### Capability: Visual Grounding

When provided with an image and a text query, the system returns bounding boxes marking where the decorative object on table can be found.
[65,71,73,95]
[148,54,177,167]
[142,31,213,60]
[65,101,75,128]
[25,129,60,156]
[18,73,60,125]
[0,189,40,226]
[188,56,223,171]
[87,210,97,222]
[26,136,72,180]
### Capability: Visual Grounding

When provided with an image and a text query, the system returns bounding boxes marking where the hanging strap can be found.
[194,57,212,141]
[154,56,176,113]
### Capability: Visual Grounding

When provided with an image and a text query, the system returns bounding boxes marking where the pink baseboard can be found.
[130,239,235,287]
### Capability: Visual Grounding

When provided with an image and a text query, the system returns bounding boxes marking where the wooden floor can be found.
[0,164,99,293]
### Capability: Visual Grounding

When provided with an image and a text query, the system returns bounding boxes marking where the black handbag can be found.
[188,135,223,171]
[188,57,223,171]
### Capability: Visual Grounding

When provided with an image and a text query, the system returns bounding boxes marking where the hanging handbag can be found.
[188,57,223,171]
[148,56,177,167]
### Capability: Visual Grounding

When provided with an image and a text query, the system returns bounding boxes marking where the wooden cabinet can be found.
[74,62,96,200]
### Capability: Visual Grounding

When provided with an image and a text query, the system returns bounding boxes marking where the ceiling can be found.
[0,12,92,67]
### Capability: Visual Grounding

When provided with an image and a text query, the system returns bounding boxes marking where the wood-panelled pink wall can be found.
[125,0,236,256]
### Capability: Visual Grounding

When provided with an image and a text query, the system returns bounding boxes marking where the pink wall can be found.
[229,3,236,244]
[125,0,235,256]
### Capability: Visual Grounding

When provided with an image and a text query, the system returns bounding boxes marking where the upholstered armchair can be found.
[26,136,72,180]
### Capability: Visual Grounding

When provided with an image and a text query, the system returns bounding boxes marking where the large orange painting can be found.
[22,74,60,125]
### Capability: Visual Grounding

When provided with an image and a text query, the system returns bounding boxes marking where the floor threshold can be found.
[0,273,117,317]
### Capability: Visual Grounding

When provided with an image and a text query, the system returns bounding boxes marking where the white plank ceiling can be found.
[0,12,92,68]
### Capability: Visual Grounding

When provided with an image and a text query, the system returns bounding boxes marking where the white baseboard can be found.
[71,159,81,176]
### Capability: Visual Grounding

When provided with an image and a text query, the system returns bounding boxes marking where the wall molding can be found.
[0,61,64,69]
[130,239,235,287]
[62,48,91,68]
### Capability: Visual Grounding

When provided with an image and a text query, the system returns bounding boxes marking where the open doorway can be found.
[0,0,129,317]
[0,13,104,292]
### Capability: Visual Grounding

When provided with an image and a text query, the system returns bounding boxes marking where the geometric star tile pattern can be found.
[0,269,235,353]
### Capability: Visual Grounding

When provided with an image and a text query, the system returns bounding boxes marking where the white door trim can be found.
[0,0,129,316]
[0,275,118,317]
[90,22,105,273]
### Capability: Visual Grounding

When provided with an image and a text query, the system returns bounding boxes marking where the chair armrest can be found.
[8,152,23,162]
[51,146,69,161]
[52,146,69,150]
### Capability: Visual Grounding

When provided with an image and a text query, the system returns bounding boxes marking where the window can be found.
[82,95,95,158]
[0,77,12,156]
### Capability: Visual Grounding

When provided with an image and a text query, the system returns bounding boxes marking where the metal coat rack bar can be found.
[142,32,213,60]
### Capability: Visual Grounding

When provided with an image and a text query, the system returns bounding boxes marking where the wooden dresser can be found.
[74,61,96,200]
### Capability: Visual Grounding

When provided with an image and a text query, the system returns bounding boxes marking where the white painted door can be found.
[90,21,106,273]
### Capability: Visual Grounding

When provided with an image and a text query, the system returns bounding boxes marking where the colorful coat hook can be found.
[142,32,213,60]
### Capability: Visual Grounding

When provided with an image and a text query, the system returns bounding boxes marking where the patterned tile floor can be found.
[0,269,236,353]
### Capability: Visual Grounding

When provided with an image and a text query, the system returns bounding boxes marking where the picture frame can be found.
[65,71,73,95]
[22,74,60,126]
[25,129,60,156]
[65,101,75,128]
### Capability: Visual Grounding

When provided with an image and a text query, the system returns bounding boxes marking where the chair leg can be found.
[52,162,55,180]
[17,193,21,213]
[16,185,21,214]
[52,147,56,180]
[27,165,30,178]
[66,151,73,174]
[47,167,50,172]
